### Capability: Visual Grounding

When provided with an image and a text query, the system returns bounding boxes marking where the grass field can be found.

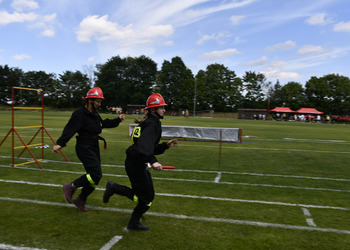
[0,110,350,250]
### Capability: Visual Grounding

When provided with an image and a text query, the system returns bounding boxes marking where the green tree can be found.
[269,80,283,109]
[280,81,305,110]
[304,76,331,113]
[156,56,194,110]
[323,74,350,114]
[54,71,91,108]
[200,64,242,112]
[242,71,268,109]
[0,65,23,105]
[95,55,157,109]
[20,71,56,106]
[193,70,209,111]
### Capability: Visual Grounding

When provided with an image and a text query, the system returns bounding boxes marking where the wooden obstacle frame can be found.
[0,87,69,168]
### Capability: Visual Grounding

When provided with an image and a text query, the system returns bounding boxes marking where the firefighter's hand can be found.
[119,114,125,121]
[52,145,61,154]
[167,139,178,148]
[152,162,162,171]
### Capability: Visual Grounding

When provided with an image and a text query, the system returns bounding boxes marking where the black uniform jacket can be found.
[128,114,169,165]
[57,104,122,148]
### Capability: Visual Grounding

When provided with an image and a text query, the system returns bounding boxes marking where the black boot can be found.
[103,180,115,203]
[63,183,76,204]
[103,180,133,203]
[127,213,149,231]
[127,203,150,231]
[127,222,149,231]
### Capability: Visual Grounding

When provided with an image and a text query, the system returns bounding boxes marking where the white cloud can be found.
[40,29,54,37]
[114,0,256,29]
[13,54,31,60]
[0,5,57,36]
[88,57,95,63]
[164,40,174,46]
[230,15,245,25]
[306,13,332,26]
[265,40,296,51]
[11,0,39,12]
[184,0,255,22]
[261,69,300,80]
[201,48,241,61]
[196,34,214,45]
[269,60,287,68]
[196,32,231,45]
[29,13,57,37]
[297,45,327,55]
[0,11,38,25]
[76,15,174,43]
[334,21,350,32]
[244,56,268,66]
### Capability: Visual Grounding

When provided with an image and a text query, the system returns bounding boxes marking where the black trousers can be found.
[73,140,102,202]
[125,157,155,224]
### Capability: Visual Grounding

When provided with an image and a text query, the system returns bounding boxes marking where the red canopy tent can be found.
[295,108,323,114]
[269,107,295,113]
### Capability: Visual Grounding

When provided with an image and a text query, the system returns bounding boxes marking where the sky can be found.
[1,0,350,85]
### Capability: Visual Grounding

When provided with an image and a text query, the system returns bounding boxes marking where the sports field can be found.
[0,110,350,249]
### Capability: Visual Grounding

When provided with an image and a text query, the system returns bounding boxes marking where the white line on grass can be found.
[99,236,123,250]
[1,196,350,235]
[2,155,350,183]
[0,243,47,250]
[1,179,349,211]
[153,177,350,193]
[214,172,221,183]
[1,163,350,194]
[179,144,350,154]
[301,208,317,227]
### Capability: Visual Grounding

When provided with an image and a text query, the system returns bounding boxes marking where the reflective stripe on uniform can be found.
[133,195,152,206]
[86,174,97,188]
[131,126,141,144]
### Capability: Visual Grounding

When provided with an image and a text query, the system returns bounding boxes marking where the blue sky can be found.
[1,0,350,85]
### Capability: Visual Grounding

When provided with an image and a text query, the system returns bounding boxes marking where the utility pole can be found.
[193,78,197,117]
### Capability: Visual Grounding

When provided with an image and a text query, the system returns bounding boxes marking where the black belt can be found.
[77,135,107,149]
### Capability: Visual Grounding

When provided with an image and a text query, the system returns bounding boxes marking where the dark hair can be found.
[134,110,149,124]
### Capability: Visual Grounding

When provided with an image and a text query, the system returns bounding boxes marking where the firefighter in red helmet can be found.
[53,87,125,212]
[103,93,178,230]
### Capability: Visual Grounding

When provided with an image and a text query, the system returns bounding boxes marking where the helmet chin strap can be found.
[156,113,164,119]
[149,108,163,119]
[87,99,98,111]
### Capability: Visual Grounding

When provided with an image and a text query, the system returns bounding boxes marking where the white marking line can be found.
[0,243,46,250]
[179,144,350,154]
[99,235,123,250]
[1,179,349,211]
[214,172,221,183]
[2,197,350,235]
[153,176,350,193]
[1,164,350,193]
[302,208,317,227]
[2,155,350,183]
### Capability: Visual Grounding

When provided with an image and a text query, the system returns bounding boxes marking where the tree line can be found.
[1,55,350,115]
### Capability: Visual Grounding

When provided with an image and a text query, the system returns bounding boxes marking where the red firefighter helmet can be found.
[145,93,167,109]
[84,87,105,100]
